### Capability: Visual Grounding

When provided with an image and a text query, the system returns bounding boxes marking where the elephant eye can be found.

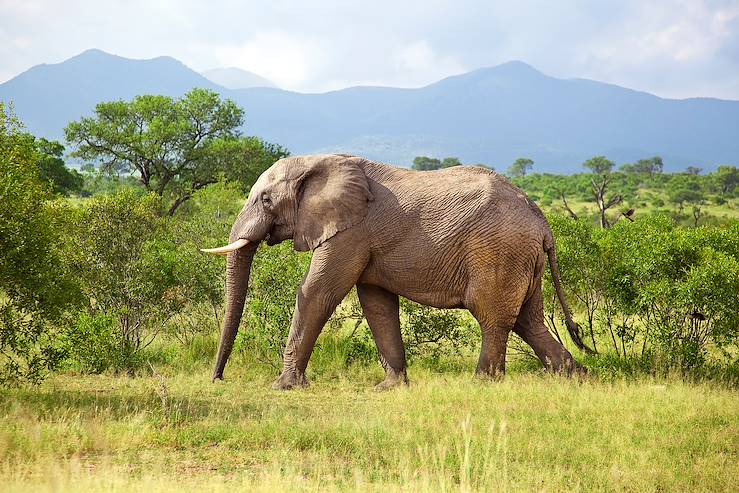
[261,194,273,207]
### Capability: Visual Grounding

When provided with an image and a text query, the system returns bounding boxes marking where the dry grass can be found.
[1,362,737,492]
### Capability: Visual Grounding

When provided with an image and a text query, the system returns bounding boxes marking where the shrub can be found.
[0,105,81,385]
[400,299,478,362]
[237,242,312,366]
[65,313,140,374]
[549,213,739,369]
[63,189,225,372]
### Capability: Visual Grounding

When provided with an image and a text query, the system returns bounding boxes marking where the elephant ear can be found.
[293,155,374,252]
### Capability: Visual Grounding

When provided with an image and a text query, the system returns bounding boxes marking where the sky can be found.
[1,0,738,99]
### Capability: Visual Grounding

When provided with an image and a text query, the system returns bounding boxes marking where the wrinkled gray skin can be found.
[212,154,591,390]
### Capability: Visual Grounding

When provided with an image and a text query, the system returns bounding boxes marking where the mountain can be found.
[2,50,738,172]
[0,49,221,140]
[201,67,276,89]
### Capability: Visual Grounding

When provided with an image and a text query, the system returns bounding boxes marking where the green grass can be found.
[2,361,737,492]
[546,194,739,225]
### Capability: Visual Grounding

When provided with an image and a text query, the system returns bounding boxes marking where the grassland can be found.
[2,358,737,492]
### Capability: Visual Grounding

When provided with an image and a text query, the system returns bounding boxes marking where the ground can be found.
[2,362,737,492]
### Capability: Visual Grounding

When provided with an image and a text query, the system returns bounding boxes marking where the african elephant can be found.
[202,154,592,390]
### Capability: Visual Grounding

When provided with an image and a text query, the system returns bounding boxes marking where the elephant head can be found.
[202,154,374,380]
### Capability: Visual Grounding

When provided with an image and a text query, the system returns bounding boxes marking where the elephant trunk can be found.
[213,245,257,381]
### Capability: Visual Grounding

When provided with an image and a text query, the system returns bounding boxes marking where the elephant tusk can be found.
[200,238,250,256]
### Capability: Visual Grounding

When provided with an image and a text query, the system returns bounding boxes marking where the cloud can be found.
[0,0,737,98]
[213,30,327,89]
[392,40,466,84]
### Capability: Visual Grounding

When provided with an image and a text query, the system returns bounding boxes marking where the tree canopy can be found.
[507,157,534,178]
[35,138,83,195]
[583,156,615,176]
[620,156,663,175]
[65,88,287,215]
[412,156,462,171]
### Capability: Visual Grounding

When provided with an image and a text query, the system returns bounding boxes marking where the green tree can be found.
[64,190,225,371]
[412,156,462,171]
[623,156,663,176]
[714,165,738,195]
[686,166,702,175]
[0,104,81,385]
[35,138,83,195]
[65,88,284,214]
[441,157,462,168]
[507,157,534,178]
[583,156,614,176]
[412,156,442,171]
[211,136,289,194]
[583,156,621,228]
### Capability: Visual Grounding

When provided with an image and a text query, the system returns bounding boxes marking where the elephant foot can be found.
[544,354,587,377]
[271,371,308,391]
[374,369,408,392]
[474,368,505,382]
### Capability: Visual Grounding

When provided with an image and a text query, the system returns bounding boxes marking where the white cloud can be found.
[392,40,466,85]
[213,31,326,89]
[0,0,737,98]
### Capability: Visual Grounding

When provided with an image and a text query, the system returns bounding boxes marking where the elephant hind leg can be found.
[513,282,579,375]
[469,305,515,379]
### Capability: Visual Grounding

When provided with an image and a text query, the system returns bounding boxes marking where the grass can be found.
[546,194,739,226]
[1,358,737,492]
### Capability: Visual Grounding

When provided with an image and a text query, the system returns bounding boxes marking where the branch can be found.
[605,195,623,210]
[558,190,579,220]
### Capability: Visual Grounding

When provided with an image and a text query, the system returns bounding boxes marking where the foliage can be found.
[507,157,533,178]
[238,242,312,365]
[399,299,478,361]
[0,104,81,386]
[548,213,739,368]
[64,313,140,374]
[620,156,663,176]
[35,138,83,195]
[411,155,462,171]
[217,136,289,194]
[78,163,141,197]
[715,164,738,195]
[583,155,614,175]
[63,189,225,373]
[65,88,286,215]
[686,165,702,175]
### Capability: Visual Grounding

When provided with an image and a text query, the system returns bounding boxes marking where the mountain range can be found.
[200,67,276,89]
[1,49,738,172]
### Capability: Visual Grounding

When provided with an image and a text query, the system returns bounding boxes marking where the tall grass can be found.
[2,359,737,492]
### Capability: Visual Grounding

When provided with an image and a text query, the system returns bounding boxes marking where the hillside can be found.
[2,50,738,172]
[201,67,276,89]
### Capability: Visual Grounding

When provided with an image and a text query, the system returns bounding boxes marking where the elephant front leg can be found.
[357,283,408,391]
[272,239,369,390]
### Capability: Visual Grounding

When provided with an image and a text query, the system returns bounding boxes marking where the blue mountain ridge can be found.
[2,49,737,172]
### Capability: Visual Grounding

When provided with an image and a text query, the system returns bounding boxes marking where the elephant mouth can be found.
[265,222,291,246]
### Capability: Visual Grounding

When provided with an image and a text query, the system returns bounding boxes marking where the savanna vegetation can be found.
[1,96,738,492]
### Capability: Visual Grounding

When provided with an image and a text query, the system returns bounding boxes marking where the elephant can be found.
[202,154,592,390]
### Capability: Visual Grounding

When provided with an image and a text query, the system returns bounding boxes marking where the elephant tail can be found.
[544,238,597,355]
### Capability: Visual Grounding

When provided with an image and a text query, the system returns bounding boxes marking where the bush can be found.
[0,105,81,385]
[63,189,225,373]
[237,242,312,366]
[548,213,739,370]
[400,299,478,362]
[65,313,140,374]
